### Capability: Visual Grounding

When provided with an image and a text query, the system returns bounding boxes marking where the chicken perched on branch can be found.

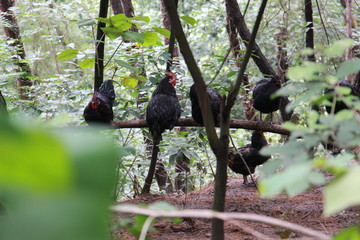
[189,84,221,125]
[228,131,269,184]
[142,72,181,194]
[253,76,282,122]
[325,80,360,114]
[83,80,115,125]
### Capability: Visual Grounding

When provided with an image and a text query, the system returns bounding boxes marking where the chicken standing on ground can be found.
[228,131,269,184]
[253,76,282,122]
[83,80,115,125]
[325,80,360,114]
[142,72,181,194]
[189,84,221,125]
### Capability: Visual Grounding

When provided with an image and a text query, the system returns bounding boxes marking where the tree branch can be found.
[94,0,109,90]
[226,0,269,113]
[225,0,276,77]
[304,0,316,62]
[163,0,220,152]
[111,205,331,240]
[111,118,290,135]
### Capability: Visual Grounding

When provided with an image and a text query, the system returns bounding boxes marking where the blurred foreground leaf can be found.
[0,119,118,240]
[324,166,360,216]
[333,226,360,240]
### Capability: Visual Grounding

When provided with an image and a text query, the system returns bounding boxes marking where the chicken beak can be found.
[169,78,177,87]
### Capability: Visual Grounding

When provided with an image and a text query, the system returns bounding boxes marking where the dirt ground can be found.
[114,177,359,239]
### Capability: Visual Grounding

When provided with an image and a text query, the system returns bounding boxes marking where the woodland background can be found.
[0,0,360,239]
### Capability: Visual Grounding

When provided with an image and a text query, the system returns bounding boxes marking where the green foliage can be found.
[0,120,71,192]
[152,27,171,38]
[115,59,138,72]
[0,3,359,239]
[180,16,197,26]
[333,226,360,240]
[57,48,79,60]
[259,40,360,219]
[0,117,119,240]
[324,166,360,216]
[79,58,95,69]
[323,39,354,58]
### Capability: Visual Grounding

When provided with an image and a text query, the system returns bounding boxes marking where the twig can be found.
[111,205,331,240]
[314,0,330,45]
[226,218,271,239]
[139,216,155,240]
[104,40,124,67]
[208,48,231,86]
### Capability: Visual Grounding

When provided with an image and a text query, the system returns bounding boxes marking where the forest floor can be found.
[113,177,359,239]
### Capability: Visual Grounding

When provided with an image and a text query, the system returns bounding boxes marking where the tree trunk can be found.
[275,28,293,122]
[163,0,268,238]
[226,14,241,68]
[94,0,109,90]
[0,0,32,100]
[224,0,276,77]
[304,0,316,62]
[160,0,179,71]
[110,0,123,14]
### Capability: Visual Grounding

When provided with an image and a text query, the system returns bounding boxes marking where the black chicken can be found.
[325,80,360,114]
[83,80,115,125]
[0,90,8,117]
[253,76,282,122]
[142,72,181,194]
[227,131,269,184]
[189,84,221,125]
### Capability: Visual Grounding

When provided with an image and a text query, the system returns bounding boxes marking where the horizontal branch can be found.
[111,118,290,135]
[111,205,330,240]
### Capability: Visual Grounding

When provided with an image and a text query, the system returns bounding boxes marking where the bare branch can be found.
[111,118,290,135]
[111,205,331,240]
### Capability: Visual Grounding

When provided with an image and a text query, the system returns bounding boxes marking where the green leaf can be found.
[336,86,352,95]
[120,76,138,88]
[324,166,360,216]
[110,14,129,21]
[300,47,315,56]
[324,38,354,58]
[118,146,136,158]
[336,58,360,80]
[259,162,318,197]
[96,17,111,25]
[226,71,237,78]
[0,124,71,193]
[142,32,158,46]
[115,59,137,72]
[287,61,326,81]
[79,58,95,69]
[77,19,96,27]
[101,27,123,40]
[180,16,197,26]
[111,17,132,31]
[152,27,171,39]
[334,110,354,125]
[135,76,147,82]
[56,49,79,60]
[131,16,150,23]
[122,31,144,43]
[333,226,360,240]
